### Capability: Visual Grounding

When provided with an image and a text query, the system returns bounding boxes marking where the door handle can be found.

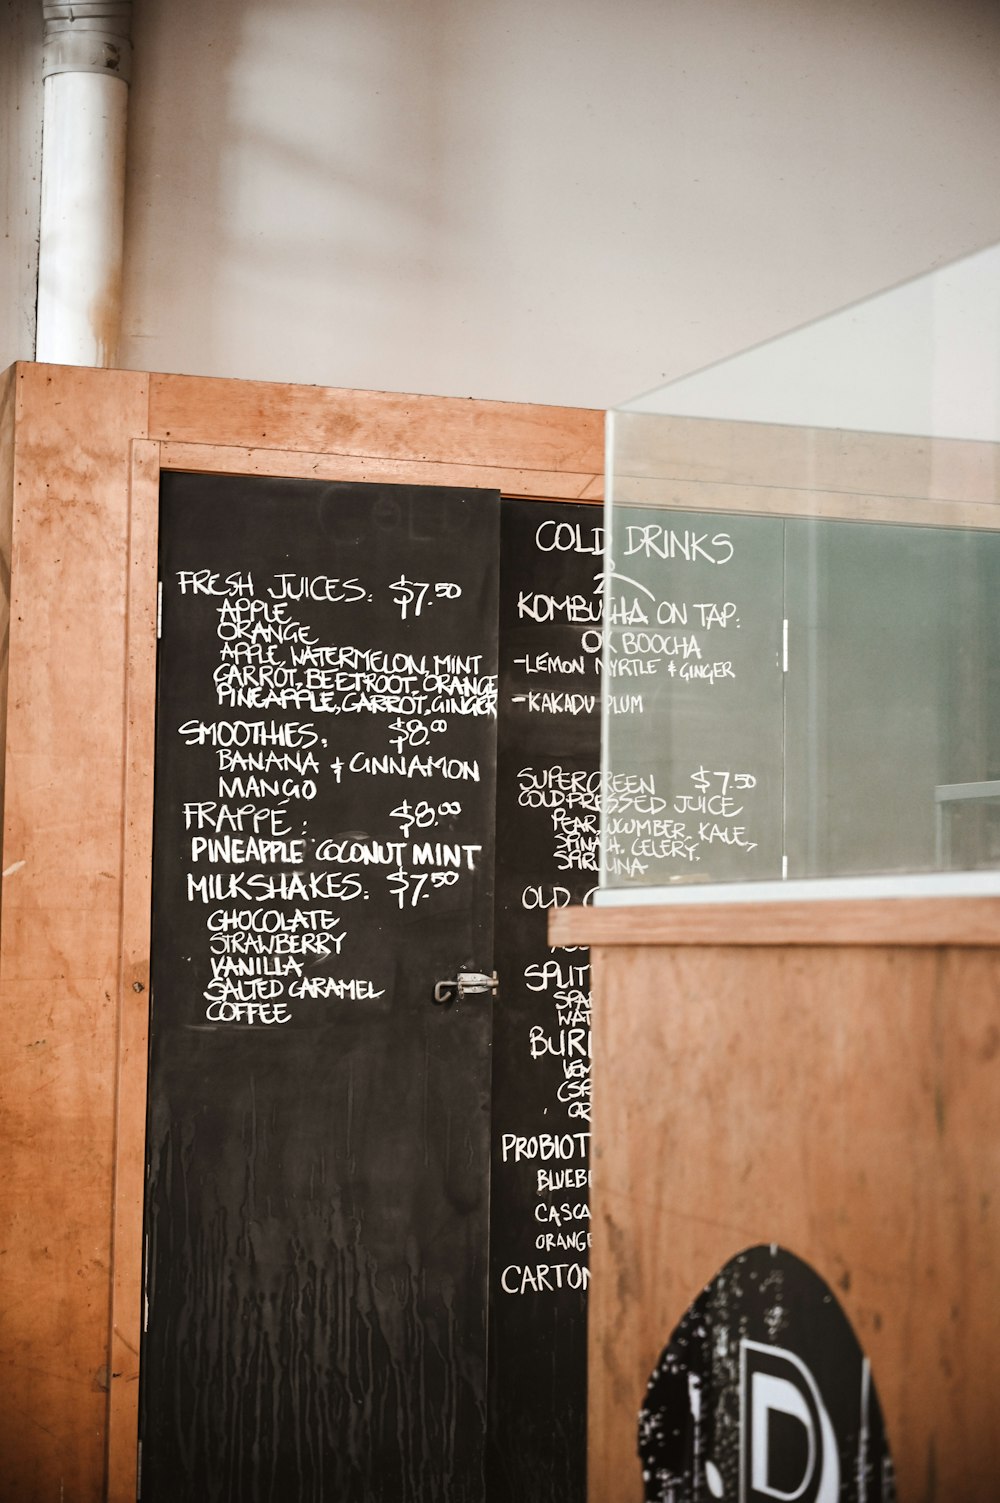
[433,971,498,1005]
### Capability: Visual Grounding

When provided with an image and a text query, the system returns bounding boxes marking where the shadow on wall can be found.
[119,0,1000,408]
[121,0,481,387]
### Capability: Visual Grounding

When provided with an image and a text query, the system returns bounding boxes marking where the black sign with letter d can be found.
[638,1245,895,1502]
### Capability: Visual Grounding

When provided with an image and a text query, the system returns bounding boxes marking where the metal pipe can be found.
[36,2,132,367]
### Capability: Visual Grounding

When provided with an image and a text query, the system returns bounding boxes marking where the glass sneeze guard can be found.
[599,246,1000,902]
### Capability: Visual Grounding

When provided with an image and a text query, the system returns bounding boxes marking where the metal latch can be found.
[433,971,499,1005]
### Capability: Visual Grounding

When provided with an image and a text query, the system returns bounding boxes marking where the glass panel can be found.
[618,243,1000,442]
[602,247,1000,893]
[601,509,784,889]
[783,520,1000,878]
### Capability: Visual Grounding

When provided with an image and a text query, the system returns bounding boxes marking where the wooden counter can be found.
[552,896,1000,1501]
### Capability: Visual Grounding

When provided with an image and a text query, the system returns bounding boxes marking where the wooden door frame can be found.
[0,363,603,1503]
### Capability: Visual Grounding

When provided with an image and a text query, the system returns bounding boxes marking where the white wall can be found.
[72,1,1000,408]
[1,0,42,368]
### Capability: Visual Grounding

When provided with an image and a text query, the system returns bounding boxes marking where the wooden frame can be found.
[6,364,1000,1501]
[0,363,603,1503]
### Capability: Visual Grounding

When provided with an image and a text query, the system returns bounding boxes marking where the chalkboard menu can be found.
[142,475,500,1503]
[601,508,785,885]
[486,500,602,1501]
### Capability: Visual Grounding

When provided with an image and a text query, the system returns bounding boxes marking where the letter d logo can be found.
[740,1341,839,1503]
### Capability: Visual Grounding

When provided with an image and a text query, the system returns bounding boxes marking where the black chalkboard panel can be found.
[141,474,500,1503]
[487,500,602,1502]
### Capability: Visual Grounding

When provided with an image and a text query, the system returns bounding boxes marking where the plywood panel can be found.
[14,364,149,501]
[586,937,1000,1502]
[0,904,119,978]
[148,372,605,476]
[551,895,1000,948]
[0,364,149,1503]
[0,366,14,876]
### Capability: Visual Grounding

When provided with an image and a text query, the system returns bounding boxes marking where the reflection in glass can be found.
[601,247,1000,891]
